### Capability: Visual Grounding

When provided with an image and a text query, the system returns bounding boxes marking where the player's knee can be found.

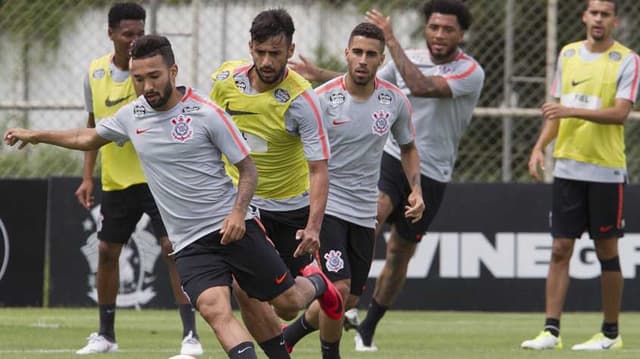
[599,256,621,272]
[334,280,350,301]
[98,241,121,264]
[198,299,232,329]
[386,241,414,266]
[550,241,573,263]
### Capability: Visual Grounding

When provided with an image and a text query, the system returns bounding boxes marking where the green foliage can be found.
[0,147,83,178]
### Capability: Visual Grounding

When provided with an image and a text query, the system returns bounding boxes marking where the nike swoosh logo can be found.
[135,128,151,135]
[105,95,131,107]
[225,104,258,117]
[275,272,288,284]
[332,119,350,126]
[237,346,251,354]
[571,78,591,87]
[599,225,613,232]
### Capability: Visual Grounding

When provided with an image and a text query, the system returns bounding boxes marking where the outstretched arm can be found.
[399,142,424,222]
[289,54,341,83]
[4,127,109,151]
[366,9,452,98]
[220,156,258,245]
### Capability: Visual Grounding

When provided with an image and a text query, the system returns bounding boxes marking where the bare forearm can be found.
[233,157,258,215]
[564,107,629,125]
[82,151,98,180]
[306,160,329,232]
[386,37,447,97]
[400,143,422,194]
[38,129,105,151]
[533,119,559,152]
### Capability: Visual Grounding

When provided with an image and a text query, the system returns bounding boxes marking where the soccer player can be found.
[209,8,339,358]
[521,0,639,351]
[73,3,201,355]
[282,23,424,358]
[4,35,343,359]
[289,0,484,351]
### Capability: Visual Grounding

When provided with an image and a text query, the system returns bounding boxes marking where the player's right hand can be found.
[528,149,545,181]
[3,128,37,149]
[75,179,95,209]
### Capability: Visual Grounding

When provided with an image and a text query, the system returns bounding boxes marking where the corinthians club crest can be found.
[81,206,161,308]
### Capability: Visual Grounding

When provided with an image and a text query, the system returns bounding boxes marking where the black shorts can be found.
[99,183,167,244]
[173,219,295,308]
[551,177,625,240]
[259,206,313,276]
[378,152,447,242]
[318,215,374,296]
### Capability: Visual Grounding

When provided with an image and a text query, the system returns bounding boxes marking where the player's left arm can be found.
[393,95,424,222]
[221,155,258,245]
[207,107,256,244]
[287,90,330,257]
[543,53,639,124]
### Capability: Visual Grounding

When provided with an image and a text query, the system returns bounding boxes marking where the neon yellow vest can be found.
[553,41,629,168]
[88,54,146,190]
[209,61,311,199]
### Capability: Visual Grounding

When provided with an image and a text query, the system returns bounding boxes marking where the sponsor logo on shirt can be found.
[609,51,622,61]
[329,92,345,106]
[171,115,194,142]
[324,250,344,273]
[92,69,105,79]
[437,65,454,75]
[371,110,391,136]
[182,105,200,114]
[235,80,247,92]
[134,104,146,117]
[216,70,230,80]
[274,88,291,103]
[378,91,393,105]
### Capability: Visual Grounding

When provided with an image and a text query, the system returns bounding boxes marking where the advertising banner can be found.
[361,184,640,311]
[0,179,48,306]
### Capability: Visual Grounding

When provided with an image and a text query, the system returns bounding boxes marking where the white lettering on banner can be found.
[0,218,9,281]
[369,232,640,279]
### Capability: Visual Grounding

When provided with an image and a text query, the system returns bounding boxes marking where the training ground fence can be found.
[1,0,640,182]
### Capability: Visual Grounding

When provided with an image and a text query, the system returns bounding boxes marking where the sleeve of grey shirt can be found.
[83,74,93,113]
[550,53,563,99]
[446,61,485,98]
[95,108,130,146]
[390,93,414,146]
[285,89,330,161]
[378,62,397,84]
[615,53,640,103]
[204,110,250,164]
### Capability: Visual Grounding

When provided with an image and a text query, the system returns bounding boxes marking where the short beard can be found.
[147,81,174,109]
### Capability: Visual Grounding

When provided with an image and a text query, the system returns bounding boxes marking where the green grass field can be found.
[1,308,639,358]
